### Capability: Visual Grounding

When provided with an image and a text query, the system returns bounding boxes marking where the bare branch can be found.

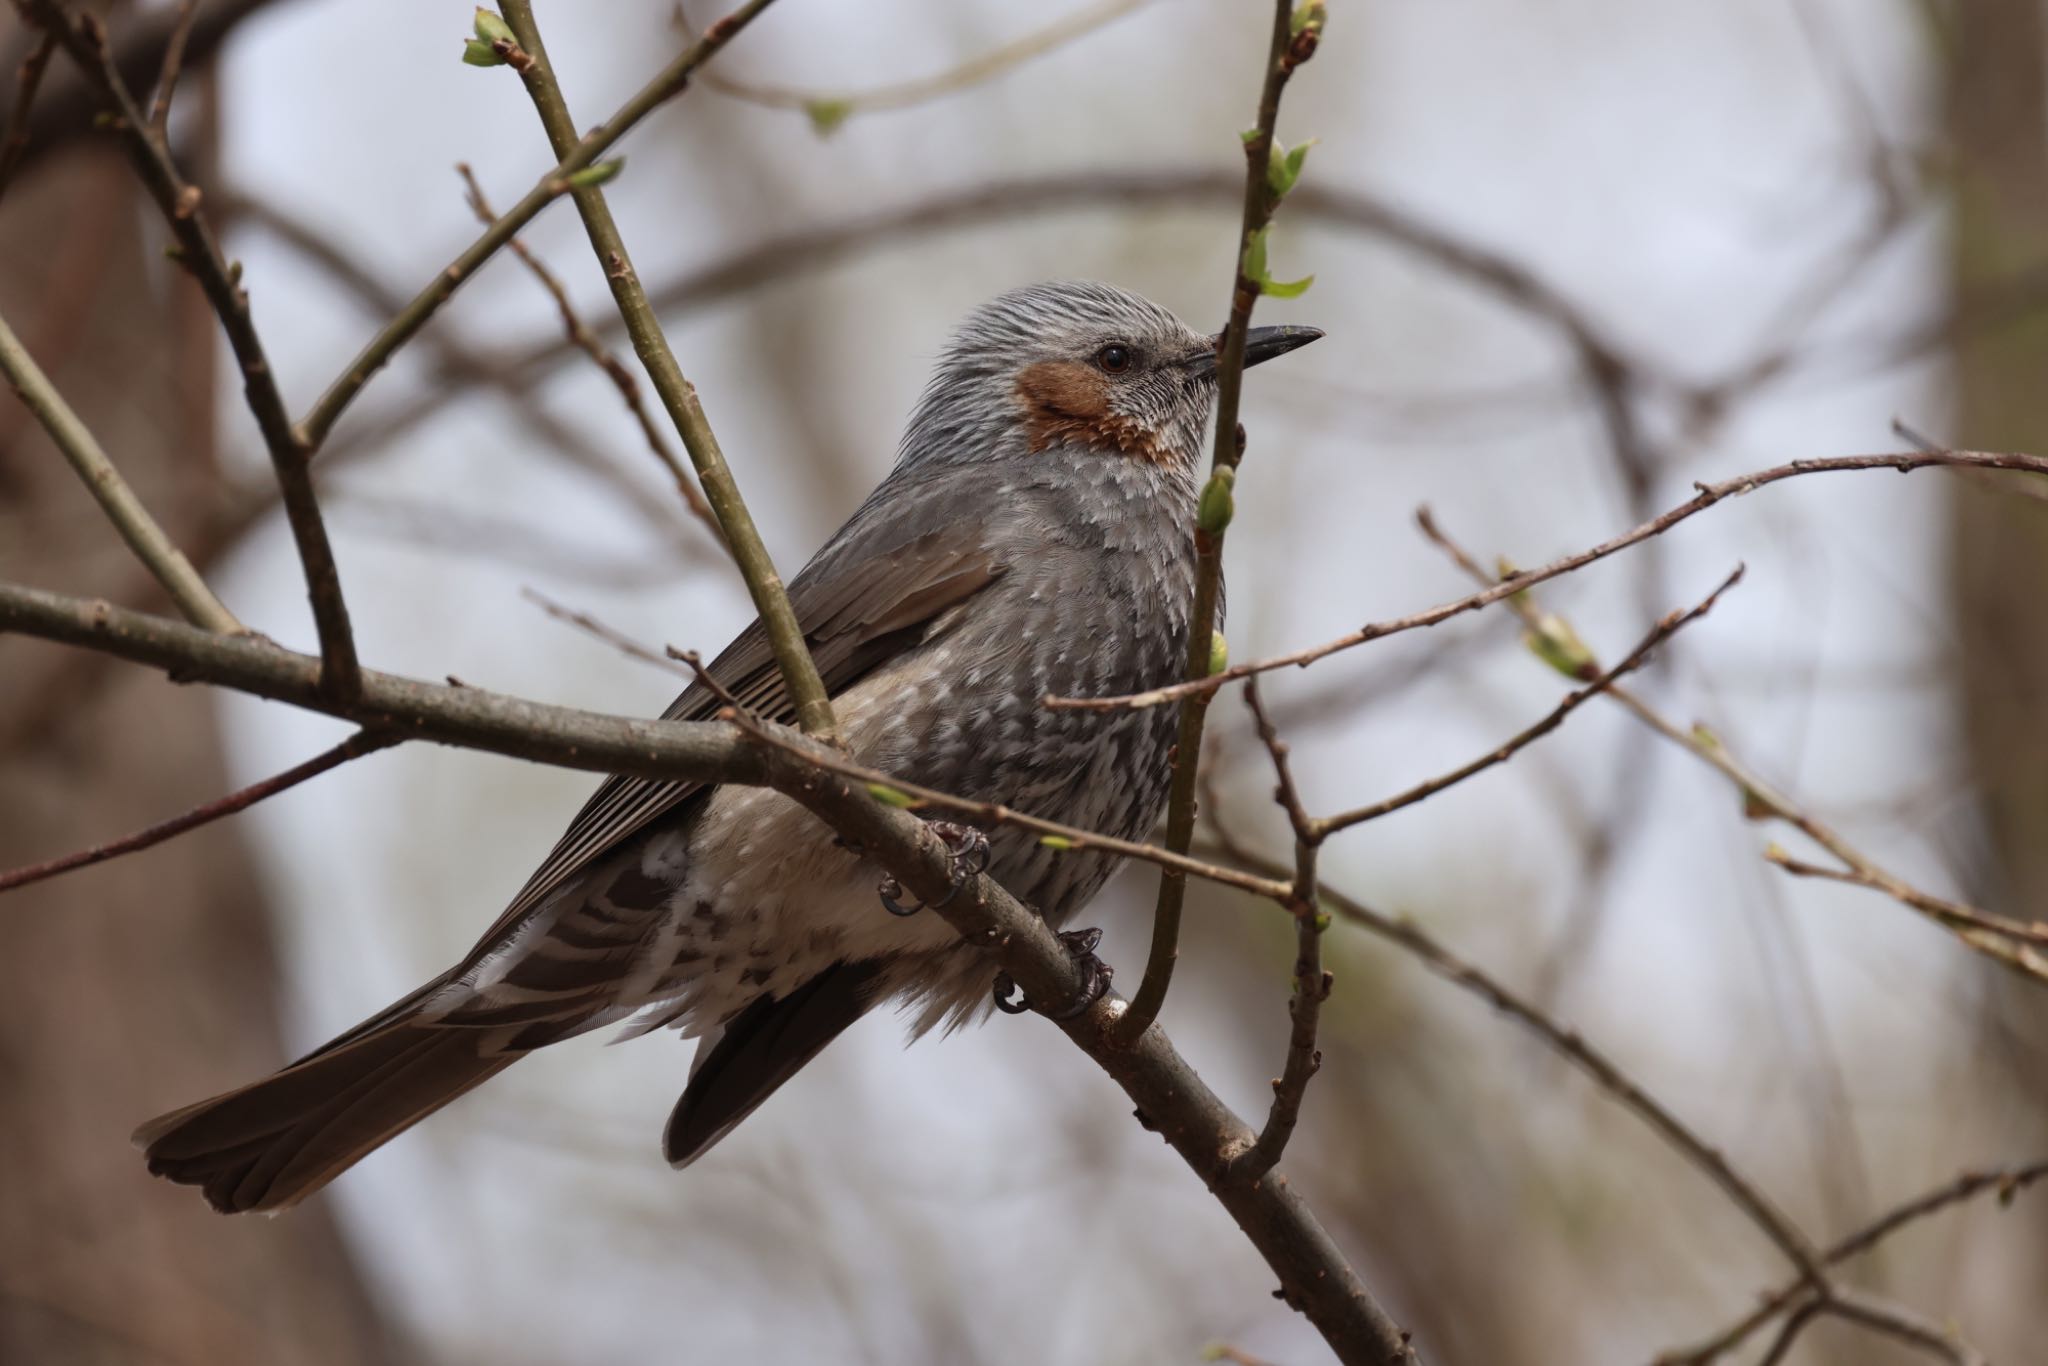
[1232,679,1328,1180]
[1662,1161,2048,1365]
[293,0,779,451]
[1420,508,2048,989]
[1048,449,2048,713]
[0,730,395,896]
[0,28,55,202]
[1203,835,1829,1291]
[0,303,241,633]
[144,0,196,135]
[498,0,837,742]
[699,0,1155,133]
[520,585,692,679]
[21,0,360,696]
[454,163,724,545]
[1310,565,1744,838]
[1119,0,1319,1047]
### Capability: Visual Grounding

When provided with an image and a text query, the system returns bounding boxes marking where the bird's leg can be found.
[987,926,1113,1020]
[875,819,991,917]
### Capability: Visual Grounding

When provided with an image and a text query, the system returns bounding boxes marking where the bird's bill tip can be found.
[1241,324,1325,367]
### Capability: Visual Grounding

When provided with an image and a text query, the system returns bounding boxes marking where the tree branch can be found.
[1232,679,1328,1180]
[497,0,836,742]
[1203,835,1829,1292]
[1310,565,1743,837]
[0,729,396,895]
[698,0,1155,134]
[0,27,54,203]
[0,302,240,633]
[453,162,724,545]
[1047,449,2048,713]
[293,0,777,453]
[0,575,1418,1362]
[1660,1161,2048,1365]
[20,0,359,696]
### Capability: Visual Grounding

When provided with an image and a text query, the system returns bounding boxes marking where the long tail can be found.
[134,999,519,1214]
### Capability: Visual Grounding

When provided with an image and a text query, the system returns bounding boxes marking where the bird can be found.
[134,280,1323,1213]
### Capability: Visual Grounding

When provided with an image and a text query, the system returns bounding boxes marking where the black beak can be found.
[1184,324,1324,378]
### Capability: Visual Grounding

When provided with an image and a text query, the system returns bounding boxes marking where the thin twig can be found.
[1233,679,1328,1179]
[1311,565,1744,837]
[1118,0,1318,1048]
[293,0,779,451]
[1765,850,2048,951]
[499,0,835,741]
[219,189,713,560]
[454,163,723,543]
[520,585,691,678]
[145,0,197,134]
[22,0,360,696]
[1203,833,1829,1289]
[0,729,396,895]
[698,0,1154,132]
[0,29,57,202]
[1615,692,2048,989]
[1046,449,2048,713]
[1420,508,2048,988]
[1660,1161,2048,1365]
[0,302,241,632]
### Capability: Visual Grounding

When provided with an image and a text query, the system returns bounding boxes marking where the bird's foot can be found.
[876,820,991,917]
[990,927,1113,1020]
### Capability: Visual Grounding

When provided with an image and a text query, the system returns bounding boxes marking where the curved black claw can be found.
[877,874,922,917]
[877,821,993,917]
[1046,927,1113,1020]
[930,821,992,879]
[988,927,1113,1020]
[992,971,1031,1014]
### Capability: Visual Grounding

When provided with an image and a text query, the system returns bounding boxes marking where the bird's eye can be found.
[1095,344,1133,374]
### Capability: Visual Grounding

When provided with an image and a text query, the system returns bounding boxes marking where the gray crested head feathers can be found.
[898,280,1320,476]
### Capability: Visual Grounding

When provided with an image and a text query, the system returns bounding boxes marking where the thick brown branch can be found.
[0,730,396,895]
[0,576,1417,1361]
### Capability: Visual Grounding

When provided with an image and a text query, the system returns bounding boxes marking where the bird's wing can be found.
[452,505,1004,982]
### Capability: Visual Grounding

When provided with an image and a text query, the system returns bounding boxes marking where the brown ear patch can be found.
[1013,360,1171,463]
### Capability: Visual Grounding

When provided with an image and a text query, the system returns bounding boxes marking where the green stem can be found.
[497,0,834,741]
[1117,0,1304,1045]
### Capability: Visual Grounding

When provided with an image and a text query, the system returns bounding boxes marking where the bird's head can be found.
[899,281,1322,475]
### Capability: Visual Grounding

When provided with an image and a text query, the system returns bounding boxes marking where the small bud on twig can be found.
[1197,467,1237,534]
[563,158,626,190]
